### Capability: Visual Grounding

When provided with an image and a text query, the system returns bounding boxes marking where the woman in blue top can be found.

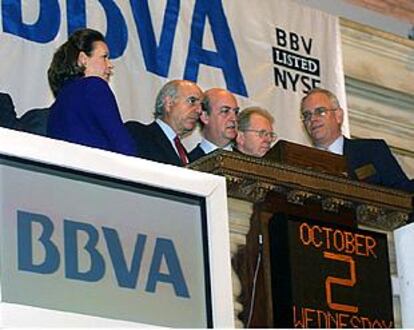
[47,28,136,156]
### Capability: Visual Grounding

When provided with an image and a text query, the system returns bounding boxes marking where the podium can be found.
[189,145,413,327]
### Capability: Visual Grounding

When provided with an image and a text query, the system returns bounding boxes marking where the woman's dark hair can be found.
[48,28,105,97]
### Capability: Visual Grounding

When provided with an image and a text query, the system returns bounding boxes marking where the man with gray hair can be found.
[301,87,413,192]
[126,79,203,166]
[189,88,239,162]
[236,106,277,158]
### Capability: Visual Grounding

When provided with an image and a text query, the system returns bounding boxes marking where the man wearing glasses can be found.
[236,107,277,158]
[301,87,414,192]
[189,88,239,162]
[126,79,203,166]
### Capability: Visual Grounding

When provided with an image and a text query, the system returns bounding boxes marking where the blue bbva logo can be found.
[17,210,190,298]
[2,0,247,97]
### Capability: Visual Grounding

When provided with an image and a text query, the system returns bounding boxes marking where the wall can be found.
[340,18,414,178]
[346,0,414,24]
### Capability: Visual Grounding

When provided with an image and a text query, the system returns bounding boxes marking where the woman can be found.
[47,28,136,156]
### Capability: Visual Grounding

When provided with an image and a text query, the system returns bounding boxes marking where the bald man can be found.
[189,88,239,162]
[126,80,203,166]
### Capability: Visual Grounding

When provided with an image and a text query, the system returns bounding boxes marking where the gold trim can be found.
[189,150,413,230]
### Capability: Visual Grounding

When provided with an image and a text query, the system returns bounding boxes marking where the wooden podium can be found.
[189,142,413,328]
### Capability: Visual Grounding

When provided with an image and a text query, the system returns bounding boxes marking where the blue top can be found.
[47,77,136,156]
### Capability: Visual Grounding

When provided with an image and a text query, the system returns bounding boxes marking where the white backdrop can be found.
[0,0,348,150]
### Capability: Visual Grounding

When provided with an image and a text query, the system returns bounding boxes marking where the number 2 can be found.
[323,251,359,313]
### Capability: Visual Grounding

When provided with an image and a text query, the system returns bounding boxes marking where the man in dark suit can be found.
[0,92,50,136]
[189,88,239,162]
[18,107,50,136]
[0,92,19,129]
[300,87,414,192]
[126,80,203,166]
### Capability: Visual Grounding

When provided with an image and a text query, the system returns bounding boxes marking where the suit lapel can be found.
[189,144,206,163]
[148,122,182,166]
[343,138,358,179]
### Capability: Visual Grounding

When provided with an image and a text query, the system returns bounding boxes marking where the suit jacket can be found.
[189,144,206,162]
[344,138,414,193]
[0,92,19,129]
[0,93,50,136]
[125,120,186,166]
[18,108,50,136]
[47,77,136,156]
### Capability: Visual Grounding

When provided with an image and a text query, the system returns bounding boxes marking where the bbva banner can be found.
[0,0,348,149]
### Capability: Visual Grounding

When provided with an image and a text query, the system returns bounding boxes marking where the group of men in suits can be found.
[1,82,413,194]
[124,80,413,194]
[125,79,276,166]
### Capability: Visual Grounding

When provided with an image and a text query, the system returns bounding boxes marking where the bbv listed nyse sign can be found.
[272,27,321,93]
[269,214,394,328]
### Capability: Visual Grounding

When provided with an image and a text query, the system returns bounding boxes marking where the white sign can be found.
[0,128,233,328]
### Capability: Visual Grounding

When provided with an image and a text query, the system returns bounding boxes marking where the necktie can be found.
[174,135,189,165]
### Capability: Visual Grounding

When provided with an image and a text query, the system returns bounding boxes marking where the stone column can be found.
[228,198,253,328]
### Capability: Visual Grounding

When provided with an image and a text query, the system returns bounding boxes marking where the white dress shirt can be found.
[316,135,344,155]
[199,138,233,154]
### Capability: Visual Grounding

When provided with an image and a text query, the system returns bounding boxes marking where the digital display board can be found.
[269,213,394,328]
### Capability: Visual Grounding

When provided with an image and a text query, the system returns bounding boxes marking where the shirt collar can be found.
[327,135,344,155]
[156,118,176,142]
[315,135,344,155]
[199,138,233,153]
[156,118,182,155]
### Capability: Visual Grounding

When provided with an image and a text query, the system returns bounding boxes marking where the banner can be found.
[0,0,348,150]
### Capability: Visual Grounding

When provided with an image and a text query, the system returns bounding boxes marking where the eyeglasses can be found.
[301,107,337,122]
[243,129,277,141]
[218,106,240,116]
